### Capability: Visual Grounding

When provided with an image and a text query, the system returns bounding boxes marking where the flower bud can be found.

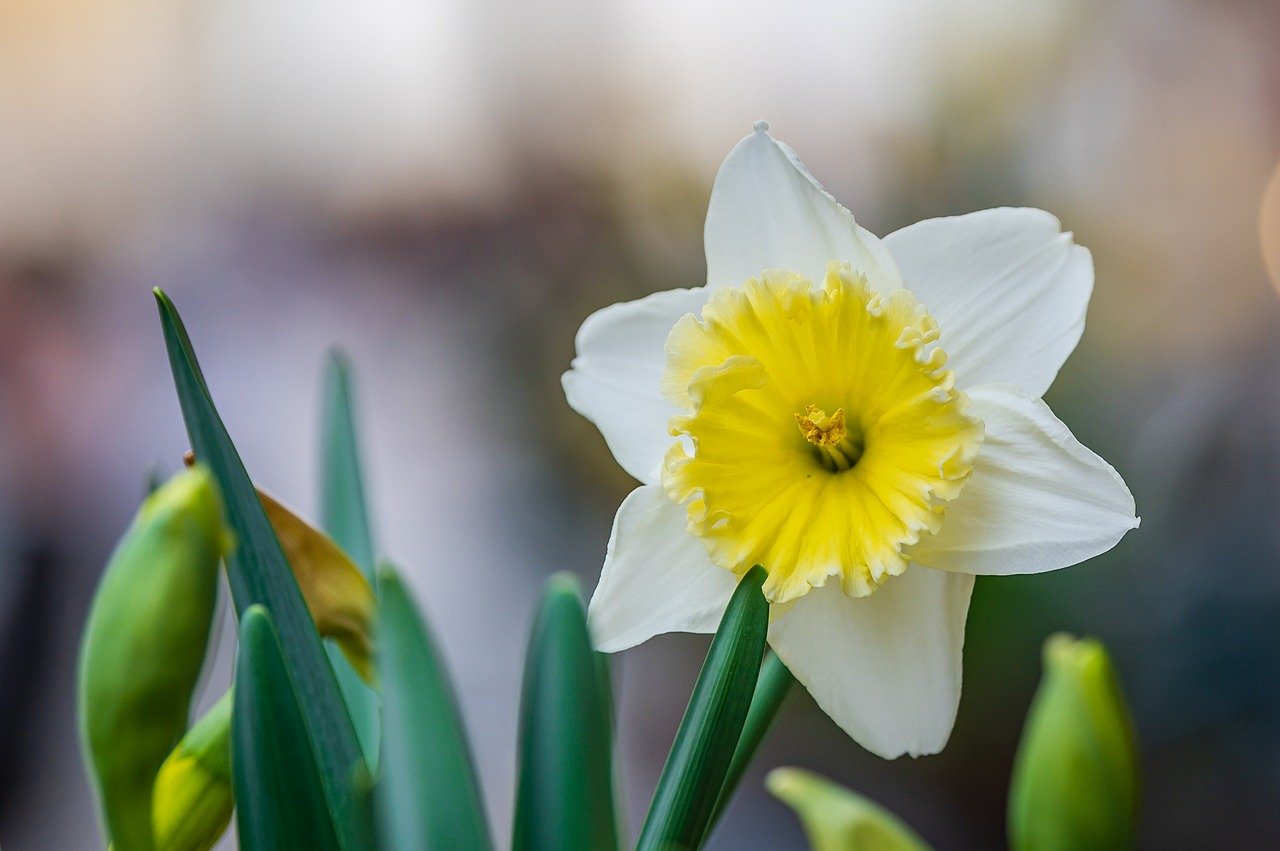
[767,767,930,851]
[78,467,230,851]
[1008,634,1139,851]
[150,691,234,851]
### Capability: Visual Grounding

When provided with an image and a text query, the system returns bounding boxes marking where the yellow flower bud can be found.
[78,467,231,851]
[767,767,931,851]
[151,691,234,851]
[1008,634,1139,851]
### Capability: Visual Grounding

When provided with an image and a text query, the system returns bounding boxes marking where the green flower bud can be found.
[78,467,231,851]
[767,767,931,851]
[1008,634,1140,851]
[150,691,234,851]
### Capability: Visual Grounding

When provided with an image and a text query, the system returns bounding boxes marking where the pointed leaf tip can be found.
[375,563,492,851]
[156,293,372,850]
[514,573,617,851]
[317,347,380,768]
[545,571,584,601]
[326,347,353,372]
[234,606,342,851]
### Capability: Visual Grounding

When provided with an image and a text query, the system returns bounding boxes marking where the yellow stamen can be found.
[795,405,845,446]
[795,406,863,471]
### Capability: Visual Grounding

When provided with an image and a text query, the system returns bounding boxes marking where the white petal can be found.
[588,485,739,653]
[883,208,1093,397]
[704,122,901,292]
[769,567,973,759]
[910,385,1139,575]
[563,286,709,484]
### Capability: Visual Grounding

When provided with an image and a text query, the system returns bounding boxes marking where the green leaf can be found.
[374,566,492,851]
[1008,634,1139,851]
[233,606,341,851]
[154,290,372,851]
[703,650,794,843]
[636,566,769,851]
[320,351,376,577]
[319,351,380,767]
[767,768,931,851]
[513,574,619,851]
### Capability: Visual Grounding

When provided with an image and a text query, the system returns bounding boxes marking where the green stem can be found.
[636,567,769,851]
[703,651,795,844]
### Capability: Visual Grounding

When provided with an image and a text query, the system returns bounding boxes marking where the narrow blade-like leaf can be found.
[375,566,492,851]
[513,574,619,851]
[233,606,341,851]
[320,351,376,577]
[154,290,372,851]
[703,650,794,843]
[318,352,380,766]
[636,566,768,851]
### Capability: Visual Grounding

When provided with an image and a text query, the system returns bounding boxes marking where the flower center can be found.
[795,405,864,471]
[661,264,984,604]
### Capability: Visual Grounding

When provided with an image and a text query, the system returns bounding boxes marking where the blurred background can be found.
[2,0,1279,847]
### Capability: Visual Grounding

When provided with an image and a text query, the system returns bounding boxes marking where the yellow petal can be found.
[258,489,376,682]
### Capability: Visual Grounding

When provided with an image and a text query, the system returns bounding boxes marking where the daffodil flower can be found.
[563,121,1139,759]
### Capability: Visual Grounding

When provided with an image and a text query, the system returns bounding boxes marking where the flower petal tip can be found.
[583,604,640,654]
